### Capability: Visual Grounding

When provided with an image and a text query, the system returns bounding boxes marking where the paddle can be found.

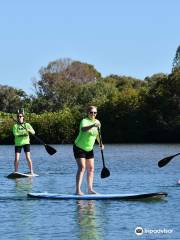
[12,117,57,155]
[98,127,110,178]
[158,153,180,168]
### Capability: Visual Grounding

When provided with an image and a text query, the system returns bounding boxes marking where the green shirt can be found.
[75,117,100,151]
[13,123,35,146]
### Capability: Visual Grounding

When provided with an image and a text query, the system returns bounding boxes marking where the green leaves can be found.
[1,56,180,143]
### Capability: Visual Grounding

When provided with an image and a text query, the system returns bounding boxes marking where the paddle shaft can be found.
[171,153,180,158]
[100,149,106,167]
[30,133,46,145]
[98,127,106,167]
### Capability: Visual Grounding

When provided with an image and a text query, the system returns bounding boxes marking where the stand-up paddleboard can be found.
[7,172,39,179]
[27,192,167,200]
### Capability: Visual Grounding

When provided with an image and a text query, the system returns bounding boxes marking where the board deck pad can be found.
[7,172,39,179]
[27,192,167,200]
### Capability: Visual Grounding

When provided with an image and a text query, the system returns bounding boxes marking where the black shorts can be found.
[73,144,94,159]
[15,144,30,153]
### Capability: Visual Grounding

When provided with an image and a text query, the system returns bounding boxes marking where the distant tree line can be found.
[0,46,180,143]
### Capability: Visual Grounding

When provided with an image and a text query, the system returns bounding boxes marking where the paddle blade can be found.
[158,156,174,168]
[45,144,57,155]
[101,167,110,178]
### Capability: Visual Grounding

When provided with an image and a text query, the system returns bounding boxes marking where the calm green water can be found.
[0,144,180,239]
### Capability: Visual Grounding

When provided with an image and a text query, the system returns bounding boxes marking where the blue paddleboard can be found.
[27,192,167,200]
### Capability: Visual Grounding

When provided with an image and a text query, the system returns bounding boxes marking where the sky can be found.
[0,0,179,94]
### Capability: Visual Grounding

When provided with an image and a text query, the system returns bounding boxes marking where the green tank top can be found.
[75,117,100,151]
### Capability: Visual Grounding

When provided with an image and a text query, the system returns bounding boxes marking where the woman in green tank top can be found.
[13,113,35,174]
[73,106,104,195]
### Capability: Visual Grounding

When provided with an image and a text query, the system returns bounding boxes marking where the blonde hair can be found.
[87,105,97,113]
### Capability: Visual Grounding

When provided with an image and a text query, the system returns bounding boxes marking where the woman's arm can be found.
[26,123,35,135]
[96,134,104,149]
[81,124,95,132]
[81,122,100,132]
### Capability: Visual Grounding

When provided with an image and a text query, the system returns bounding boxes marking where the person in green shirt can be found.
[13,113,35,174]
[73,106,104,195]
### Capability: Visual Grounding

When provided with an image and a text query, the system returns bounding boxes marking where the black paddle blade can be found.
[101,167,110,178]
[158,156,174,168]
[45,144,57,155]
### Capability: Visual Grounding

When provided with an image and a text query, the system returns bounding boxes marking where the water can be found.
[0,144,180,240]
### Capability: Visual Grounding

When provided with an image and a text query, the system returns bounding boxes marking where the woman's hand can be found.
[94,122,101,128]
[27,129,35,135]
[99,144,104,150]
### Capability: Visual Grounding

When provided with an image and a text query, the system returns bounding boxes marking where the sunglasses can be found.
[18,116,23,118]
[89,111,97,114]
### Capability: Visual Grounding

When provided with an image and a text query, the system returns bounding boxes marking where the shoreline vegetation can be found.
[0,56,180,144]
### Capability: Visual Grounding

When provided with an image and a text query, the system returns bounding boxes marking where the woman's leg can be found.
[75,158,86,195]
[25,152,33,174]
[86,158,96,194]
[14,152,20,172]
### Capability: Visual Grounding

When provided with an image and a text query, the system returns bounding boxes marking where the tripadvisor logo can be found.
[135,226,144,236]
[135,226,173,236]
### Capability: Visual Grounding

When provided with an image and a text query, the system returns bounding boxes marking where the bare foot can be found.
[75,191,84,195]
[88,190,97,194]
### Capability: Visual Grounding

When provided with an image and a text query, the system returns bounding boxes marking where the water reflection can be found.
[13,178,34,240]
[15,178,33,194]
[76,200,103,240]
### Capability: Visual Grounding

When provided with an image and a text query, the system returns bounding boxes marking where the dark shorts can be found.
[15,144,30,153]
[73,144,94,159]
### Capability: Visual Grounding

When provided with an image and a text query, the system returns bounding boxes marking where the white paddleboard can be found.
[27,192,167,200]
[7,172,39,179]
